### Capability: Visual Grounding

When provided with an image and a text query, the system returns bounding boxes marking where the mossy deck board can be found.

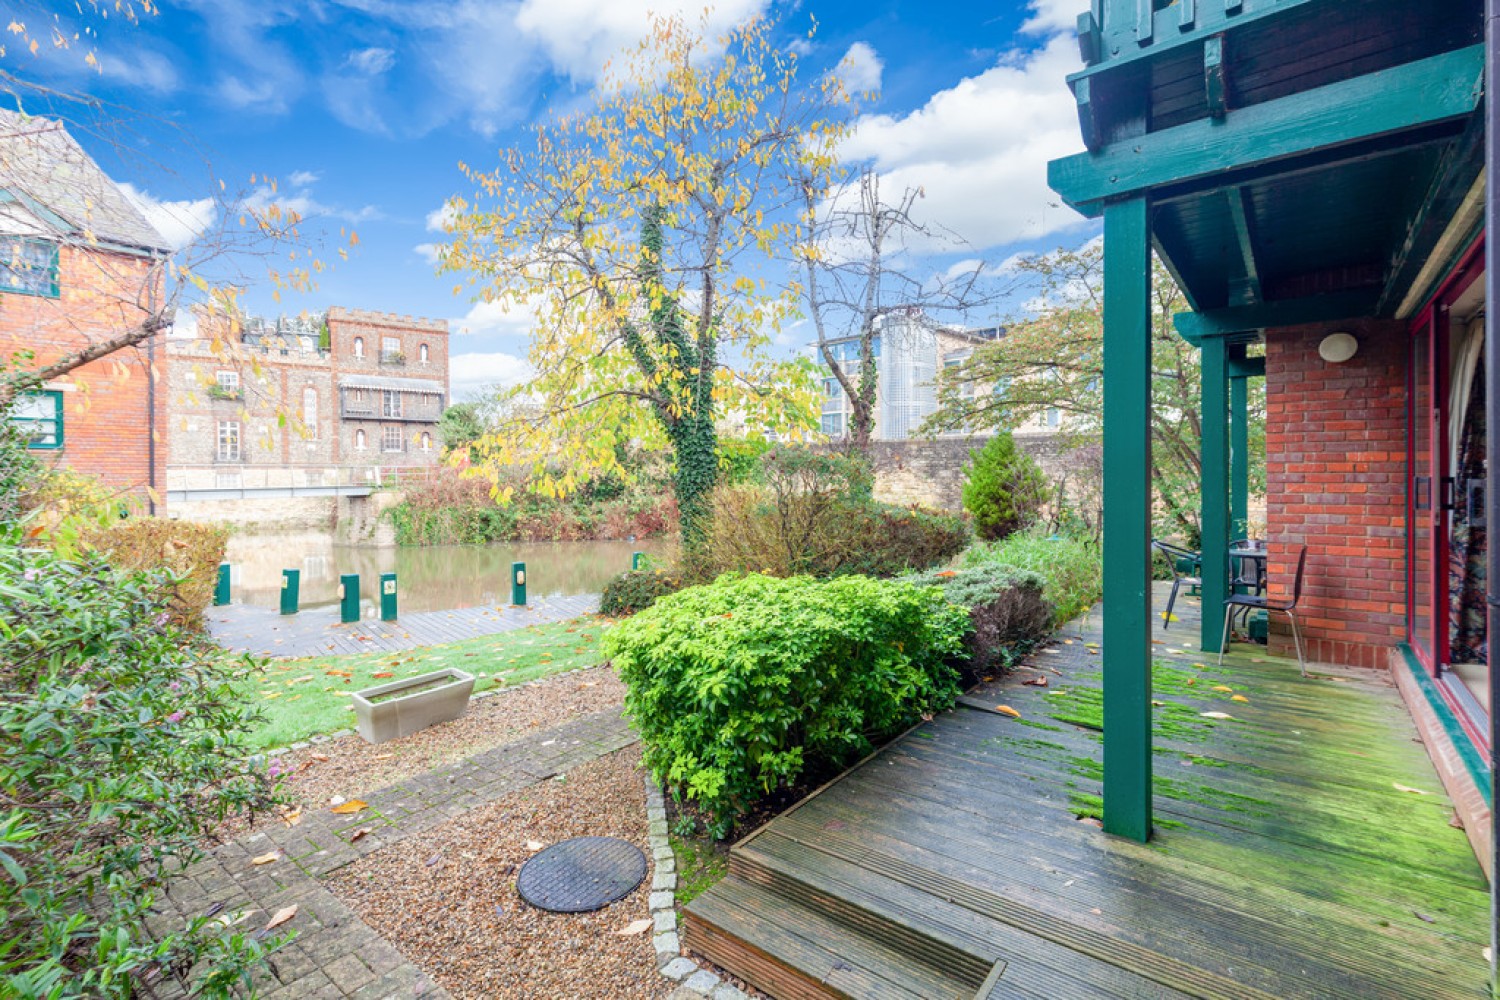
[683,586,1491,999]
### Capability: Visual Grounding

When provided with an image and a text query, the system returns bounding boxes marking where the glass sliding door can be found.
[1410,312,1439,668]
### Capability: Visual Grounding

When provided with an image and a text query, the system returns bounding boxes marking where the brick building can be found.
[164,307,449,497]
[0,110,171,505]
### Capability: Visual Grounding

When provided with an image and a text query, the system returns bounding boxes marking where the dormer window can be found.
[0,237,59,297]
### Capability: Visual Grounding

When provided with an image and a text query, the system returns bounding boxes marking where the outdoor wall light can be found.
[1317,332,1359,364]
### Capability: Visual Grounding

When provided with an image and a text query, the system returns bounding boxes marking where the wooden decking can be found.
[684,587,1491,999]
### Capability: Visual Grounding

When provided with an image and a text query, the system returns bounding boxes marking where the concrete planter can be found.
[352,668,475,744]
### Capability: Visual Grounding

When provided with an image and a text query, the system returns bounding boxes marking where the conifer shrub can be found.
[608,574,969,837]
[961,432,1052,541]
[906,564,1055,680]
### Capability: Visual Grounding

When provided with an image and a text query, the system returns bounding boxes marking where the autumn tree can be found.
[927,243,1265,541]
[799,168,999,455]
[439,15,846,546]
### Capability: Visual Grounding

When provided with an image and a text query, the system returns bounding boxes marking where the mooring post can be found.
[280,569,300,616]
[340,573,360,624]
[380,573,398,621]
[214,562,231,606]
[631,551,645,571]
[512,562,527,606]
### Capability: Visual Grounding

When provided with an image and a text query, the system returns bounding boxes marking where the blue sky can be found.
[8,0,1093,398]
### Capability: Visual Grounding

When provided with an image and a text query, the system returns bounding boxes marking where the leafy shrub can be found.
[0,541,279,998]
[601,567,687,617]
[906,564,1054,680]
[716,437,773,486]
[964,526,1102,626]
[609,574,969,837]
[86,519,229,629]
[962,432,1052,541]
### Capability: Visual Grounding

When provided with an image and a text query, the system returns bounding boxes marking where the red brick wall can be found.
[1263,318,1408,667]
[0,244,166,504]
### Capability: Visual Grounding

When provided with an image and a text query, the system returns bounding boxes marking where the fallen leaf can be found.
[1413,910,1436,924]
[350,827,373,842]
[525,840,545,851]
[331,799,368,814]
[1393,783,1430,795]
[425,854,443,867]
[994,705,1022,719]
[1211,685,1234,693]
[1230,695,1250,703]
[1485,946,1492,962]
[311,754,329,762]
[614,918,653,936]
[277,806,302,827]
[1151,700,1165,707]
[1200,711,1235,720]
[251,852,280,866]
[372,672,393,679]
[1022,677,1048,687]
[265,905,298,930]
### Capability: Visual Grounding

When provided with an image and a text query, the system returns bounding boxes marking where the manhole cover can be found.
[516,836,648,913]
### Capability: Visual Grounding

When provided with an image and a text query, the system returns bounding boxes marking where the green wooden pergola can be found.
[1048,0,1486,844]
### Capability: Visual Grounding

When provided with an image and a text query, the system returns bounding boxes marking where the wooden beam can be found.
[1101,197,1154,844]
[1136,0,1154,47]
[1227,355,1265,378]
[1225,187,1260,304]
[1050,44,1484,214]
[1204,34,1228,119]
[1200,337,1231,654]
[1076,77,1103,152]
[1230,372,1250,541]
[1173,289,1379,341]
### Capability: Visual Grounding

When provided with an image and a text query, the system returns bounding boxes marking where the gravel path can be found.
[226,665,627,838]
[327,747,666,1000]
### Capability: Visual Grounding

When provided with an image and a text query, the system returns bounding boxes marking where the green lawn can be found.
[244,615,613,750]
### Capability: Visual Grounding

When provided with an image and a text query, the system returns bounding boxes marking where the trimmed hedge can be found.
[608,574,969,837]
[87,519,228,629]
[600,567,687,617]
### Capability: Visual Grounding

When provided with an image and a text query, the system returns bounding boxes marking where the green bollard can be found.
[380,573,398,621]
[339,573,360,624]
[279,569,300,615]
[214,562,231,606]
[511,561,527,606]
[631,551,645,571]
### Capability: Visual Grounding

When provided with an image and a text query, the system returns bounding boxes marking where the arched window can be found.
[353,336,365,359]
[355,429,366,450]
[419,343,430,363]
[420,432,432,452]
[302,387,317,438]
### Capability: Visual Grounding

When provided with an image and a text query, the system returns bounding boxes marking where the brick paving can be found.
[151,709,637,998]
[207,594,601,658]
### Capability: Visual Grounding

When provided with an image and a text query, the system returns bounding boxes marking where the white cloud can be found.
[244,183,382,225]
[288,170,321,188]
[414,242,442,266]
[448,350,531,399]
[218,75,289,114]
[839,33,1088,252]
[835,42,883,95]
[345,46,397,75]
[117,183,215,251]
[1023,0,1088,35]
[452,297,541,338]
[513,0,768,82]
[169,307,200,340]
[426,203,458,233]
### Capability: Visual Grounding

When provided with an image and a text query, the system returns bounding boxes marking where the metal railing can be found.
[165,463,443,500]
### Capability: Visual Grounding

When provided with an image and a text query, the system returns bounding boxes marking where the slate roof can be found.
[0,109,170,255]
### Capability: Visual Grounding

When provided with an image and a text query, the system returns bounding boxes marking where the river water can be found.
[222,531,677,616]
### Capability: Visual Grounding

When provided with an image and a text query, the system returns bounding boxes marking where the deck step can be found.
[683,874,980,1000]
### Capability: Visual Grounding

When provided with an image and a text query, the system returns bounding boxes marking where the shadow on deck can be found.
[683,585,1491,999]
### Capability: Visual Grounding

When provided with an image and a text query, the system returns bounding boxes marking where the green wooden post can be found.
[512,562,527,606]
[339,574,360,624]
[380,574,398,621]
[214,562,231,607]
[279,569,300,616]
[1230,372,1250,541]
[1101,196,1153,843]
[1200,337,1231,653]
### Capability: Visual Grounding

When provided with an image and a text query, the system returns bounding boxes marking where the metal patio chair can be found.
[1219,545,1309,676]
[1152,539,1201,631]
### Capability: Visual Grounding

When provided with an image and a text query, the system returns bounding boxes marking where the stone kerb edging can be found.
[644,775,749,1000]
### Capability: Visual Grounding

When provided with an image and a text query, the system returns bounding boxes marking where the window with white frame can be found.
[302,387,318,438]
[216,370,239,391]
[11,391,62,448]
[382,390,402,418]
[216,420,240,461]
[381,425,404,452]
[821,412,845,437]
[381,336,402,363]
[355,429,367,450]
